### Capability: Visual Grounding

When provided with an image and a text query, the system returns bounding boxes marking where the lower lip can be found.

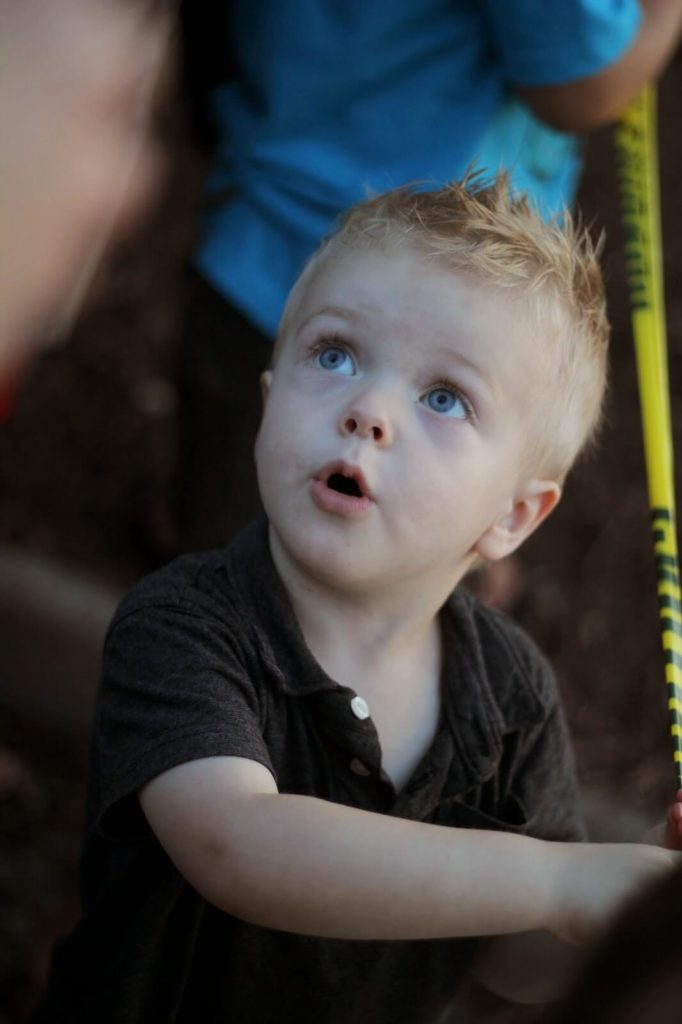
[310,478,374,518]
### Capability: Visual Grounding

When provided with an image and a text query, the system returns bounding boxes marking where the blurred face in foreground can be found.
[255,243,561,600]
[0,0,168,377]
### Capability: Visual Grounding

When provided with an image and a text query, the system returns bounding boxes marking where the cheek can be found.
[396,446,456,520]
[293,366,354,401]
[419,407,470,443]
[106,139,163,243]
[70,133,156,241]
[408,416,469,490]
[255,404,283,472]
[255,392,305,478]
[402,423,505,522]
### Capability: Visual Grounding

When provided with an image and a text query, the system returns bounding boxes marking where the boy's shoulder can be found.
[110,517,272,636]
[449,585,561,730]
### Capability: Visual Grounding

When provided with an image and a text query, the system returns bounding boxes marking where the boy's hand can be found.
[551,841,679,946]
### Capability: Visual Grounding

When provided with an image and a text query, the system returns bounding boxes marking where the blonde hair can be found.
[278,172,609,480]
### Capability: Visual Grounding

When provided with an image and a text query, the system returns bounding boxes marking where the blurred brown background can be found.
[0,47,680,1024]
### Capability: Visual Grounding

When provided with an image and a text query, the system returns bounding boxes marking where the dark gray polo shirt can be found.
[34,517,584,1024]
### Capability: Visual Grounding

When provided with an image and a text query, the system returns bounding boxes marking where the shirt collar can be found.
[223,516,340,697]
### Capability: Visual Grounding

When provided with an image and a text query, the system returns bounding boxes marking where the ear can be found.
[260,369,272,407]
[474,479,562,562]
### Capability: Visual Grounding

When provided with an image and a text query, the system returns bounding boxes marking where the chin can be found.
[270,516,381,590]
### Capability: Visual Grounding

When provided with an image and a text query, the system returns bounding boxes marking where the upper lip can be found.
[313,460,374,500]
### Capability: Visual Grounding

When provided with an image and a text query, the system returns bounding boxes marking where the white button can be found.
[350,695,370,720]
[350,758,371,777]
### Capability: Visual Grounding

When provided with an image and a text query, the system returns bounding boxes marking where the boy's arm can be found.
[139,754,677,943]
[515,0,682,131]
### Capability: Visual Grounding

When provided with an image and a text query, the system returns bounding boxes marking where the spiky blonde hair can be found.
[277,173,609,480]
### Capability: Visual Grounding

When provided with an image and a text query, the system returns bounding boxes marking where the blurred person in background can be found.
[175,0,682,553]
[0,1,172,1015]
[0,0,171,386]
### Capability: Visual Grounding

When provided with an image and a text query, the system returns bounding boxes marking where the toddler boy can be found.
[34,176,681,1023]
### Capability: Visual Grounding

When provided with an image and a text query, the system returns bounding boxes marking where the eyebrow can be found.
[440,348,482,374]
[434,345,493,393]
[297,306,362,332]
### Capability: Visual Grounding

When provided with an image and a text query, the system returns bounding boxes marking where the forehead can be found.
[284,242,547,368]
[279,244,571,460]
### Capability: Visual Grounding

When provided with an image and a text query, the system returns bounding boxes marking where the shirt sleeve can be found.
[481,0,642,87]
[90,599,276,840]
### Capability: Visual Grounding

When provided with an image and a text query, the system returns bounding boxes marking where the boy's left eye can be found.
[421,386,468,419]
[313,346,355,375]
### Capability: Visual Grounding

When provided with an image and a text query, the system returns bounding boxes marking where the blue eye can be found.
[314,346,355,375]
[422,386,468,419]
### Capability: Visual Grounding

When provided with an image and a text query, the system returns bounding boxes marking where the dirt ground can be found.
[1,52,682,1022]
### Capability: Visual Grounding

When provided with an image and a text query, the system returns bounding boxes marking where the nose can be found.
[339,393,394,447]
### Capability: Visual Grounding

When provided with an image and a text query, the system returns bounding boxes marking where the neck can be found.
[268,525,470,674]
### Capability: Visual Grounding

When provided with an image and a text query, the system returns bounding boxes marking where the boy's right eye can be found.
[313,345,355,376]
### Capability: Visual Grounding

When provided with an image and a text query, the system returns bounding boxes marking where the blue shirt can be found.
[197,0,641,337]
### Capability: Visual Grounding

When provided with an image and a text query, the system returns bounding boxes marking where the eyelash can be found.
[305,334,353,360]
[424,378,475,421]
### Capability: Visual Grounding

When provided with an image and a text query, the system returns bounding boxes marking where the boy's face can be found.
[256,243,559,593]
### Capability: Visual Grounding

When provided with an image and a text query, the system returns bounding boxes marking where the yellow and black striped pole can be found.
[614,85,682,790]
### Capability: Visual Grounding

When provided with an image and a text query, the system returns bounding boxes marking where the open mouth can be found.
[327,473,363,498]
[310,461,374,517]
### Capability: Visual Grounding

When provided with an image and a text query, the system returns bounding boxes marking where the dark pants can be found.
[174,273,272,550]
